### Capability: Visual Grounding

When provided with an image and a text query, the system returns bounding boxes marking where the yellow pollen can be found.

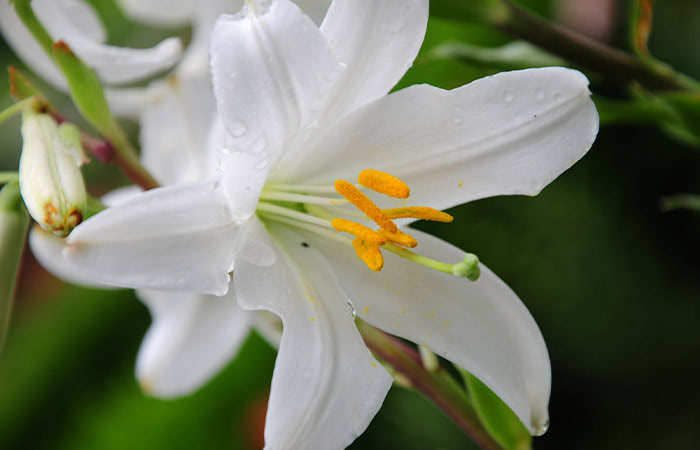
[332,218,387,245]
[378,229,418,248]
[334,179,398,233]
[381,207,454,223]
[358,169,410,199]
[352,238,384,271]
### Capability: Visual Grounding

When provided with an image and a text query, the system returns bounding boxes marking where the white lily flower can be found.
[30,0,599,448]
[0,0,183,89]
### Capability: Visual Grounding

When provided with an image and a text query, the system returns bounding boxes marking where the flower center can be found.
[257,169,480,281]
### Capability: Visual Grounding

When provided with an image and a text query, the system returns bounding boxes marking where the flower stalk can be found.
[0,182,30,351]
[357,320,503,450]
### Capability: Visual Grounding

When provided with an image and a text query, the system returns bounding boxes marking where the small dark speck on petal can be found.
[301,242,309,248]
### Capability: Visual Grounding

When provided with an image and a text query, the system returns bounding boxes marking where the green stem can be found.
[433,0,700,91]
[497,1,700,91]
[660,194,700,212]
[357,321,502,450]
[0,173,20,185]
[0,98,34,125]
[0,182,30,351]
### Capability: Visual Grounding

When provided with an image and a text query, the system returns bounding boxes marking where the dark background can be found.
[1,0,699,448]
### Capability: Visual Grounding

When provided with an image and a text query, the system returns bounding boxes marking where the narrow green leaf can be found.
[629,0,655,57]
[50,41,120,138]
[8,67,39,101]
[461,369,532,450]
[0,182,30,351]
[430,41,566,71]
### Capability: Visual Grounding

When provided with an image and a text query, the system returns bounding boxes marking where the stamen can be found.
[259,190,350,206]
[331,218,387,246]
[352,238,384,271]
[378,228,418,248]
[257,202,331,228]
[382,207,454,223]
[359,169,410,199]
[334,179,397,233]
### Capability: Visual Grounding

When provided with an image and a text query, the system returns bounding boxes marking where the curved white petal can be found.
[0,0,66,88]
[105,85,168,118]
[300,227,551,435]
[140,76,218,185]
[136,286,251,398]
[210,0,343,169]
[64,180,240,295]
[100,185,143,207]
[275,68,598,212]
[234,223,393,450]
[319,0,428,118]
[37,0,182,85]
[115,0,196,26]
[29,226,115,289]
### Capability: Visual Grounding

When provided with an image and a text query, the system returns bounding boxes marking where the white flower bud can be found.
[19,110,87,237]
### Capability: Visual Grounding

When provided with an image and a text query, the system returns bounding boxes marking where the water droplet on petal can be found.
[552,91,561,101]
[535,419,550,436]
[229,120,247,137]
[255,157,270,170]
[347,302,356,319]
[503,89,515,103]
[452,117,463,124]
[250,136,266,154]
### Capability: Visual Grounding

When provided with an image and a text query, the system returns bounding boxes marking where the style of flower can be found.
[30,0,599,448]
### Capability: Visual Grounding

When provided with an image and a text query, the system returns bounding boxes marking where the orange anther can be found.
[381,206,453,223]
[334,179,397,233]
[358,169,410,199]
[378,229,418,248]
[352,238,384,271]
[331,218,387,246]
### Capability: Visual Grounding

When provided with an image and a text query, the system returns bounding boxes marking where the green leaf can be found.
[50,41,120,139]
[431,0,510,25]
[0,182,30,351]
[461,369,532,450]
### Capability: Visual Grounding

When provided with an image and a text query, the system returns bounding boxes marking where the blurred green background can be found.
[1,0,699,449]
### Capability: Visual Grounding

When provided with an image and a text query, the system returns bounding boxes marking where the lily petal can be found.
[0,0,182,88]
[319,0,428,118]
[276,68,598,212]
[300,227,551,435]
[114,0,196,26]
[140,76,218,185]
[64,180,240,295]
[210,0,343,167]
[136,286,251,398]
[29,227,114,289]
[234,223,393,450]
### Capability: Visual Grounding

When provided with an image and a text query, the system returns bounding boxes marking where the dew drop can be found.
[250,136,266,154]
[535,420,550,436]
[535,87,545,101]
[503,89,515,103]
[552,91,561,101]
[452,117,463,124]
[347,302,357,319]
[229,119,247,137]
[255,157,270,170]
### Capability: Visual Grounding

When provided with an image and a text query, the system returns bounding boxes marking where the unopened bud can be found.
[19,109,87,237]
[452,253,481,281]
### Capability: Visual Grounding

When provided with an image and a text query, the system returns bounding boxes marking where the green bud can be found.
[452,253,481,281]
[19,109,87,237]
